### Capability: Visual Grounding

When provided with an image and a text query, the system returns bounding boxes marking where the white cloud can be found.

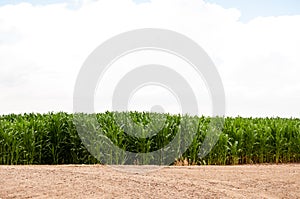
[0,0,299,117]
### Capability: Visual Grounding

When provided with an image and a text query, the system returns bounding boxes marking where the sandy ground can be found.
[0,164,299,199]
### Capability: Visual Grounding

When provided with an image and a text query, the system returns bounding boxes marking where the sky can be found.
[0,0,300,117]
[1,0,300,21]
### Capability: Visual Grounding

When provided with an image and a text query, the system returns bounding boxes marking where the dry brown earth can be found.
[0,164,299,198]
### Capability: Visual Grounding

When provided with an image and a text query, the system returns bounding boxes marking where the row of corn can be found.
[0,112,299,165]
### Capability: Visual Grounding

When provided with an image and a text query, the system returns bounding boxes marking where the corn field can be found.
[0,112,299,165]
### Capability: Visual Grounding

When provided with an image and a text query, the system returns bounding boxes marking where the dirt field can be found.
[0,164,299,198]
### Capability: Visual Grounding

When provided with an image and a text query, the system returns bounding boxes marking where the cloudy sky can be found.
[0,0,299,117]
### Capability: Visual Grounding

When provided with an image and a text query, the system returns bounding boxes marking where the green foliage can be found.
[0,112,299,165]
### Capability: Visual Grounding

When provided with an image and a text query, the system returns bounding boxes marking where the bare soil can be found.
[0,164,299,198]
